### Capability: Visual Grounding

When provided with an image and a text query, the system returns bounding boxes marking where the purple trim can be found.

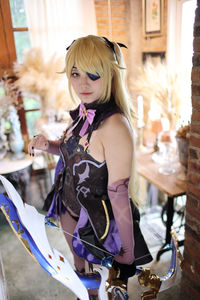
[73,160,106,176]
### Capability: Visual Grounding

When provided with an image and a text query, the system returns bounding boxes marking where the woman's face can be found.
[70,66,104,103]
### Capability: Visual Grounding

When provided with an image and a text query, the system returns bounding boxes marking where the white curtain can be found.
[24,0,97,58]
[167,0,196,125]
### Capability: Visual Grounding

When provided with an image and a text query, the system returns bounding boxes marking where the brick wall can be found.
[94,0,168,53]
[180,1,200,299]
[94,0,128,64]
[94,0,128,45]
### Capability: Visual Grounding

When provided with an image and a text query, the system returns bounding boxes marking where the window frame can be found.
[0,0,17,75]
[0,0,40,141]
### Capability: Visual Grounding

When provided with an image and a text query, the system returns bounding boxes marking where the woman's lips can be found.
[80,92,92,96]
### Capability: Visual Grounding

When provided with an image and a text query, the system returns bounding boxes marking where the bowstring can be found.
[47,222,160,263]
[48,224,115,257]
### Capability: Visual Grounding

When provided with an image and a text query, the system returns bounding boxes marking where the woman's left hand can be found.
[28,134,49,156]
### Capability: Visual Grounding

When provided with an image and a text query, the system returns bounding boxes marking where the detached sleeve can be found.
[108,178,135,265]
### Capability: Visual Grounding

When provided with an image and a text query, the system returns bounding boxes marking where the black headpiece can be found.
[102,36,127,55]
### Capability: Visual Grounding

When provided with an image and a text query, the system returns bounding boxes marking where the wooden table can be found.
[136,149,186,260]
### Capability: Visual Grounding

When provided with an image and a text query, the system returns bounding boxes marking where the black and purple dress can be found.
[43,98,152,274]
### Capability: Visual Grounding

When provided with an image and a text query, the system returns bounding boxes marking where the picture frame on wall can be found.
[142,0,164,37]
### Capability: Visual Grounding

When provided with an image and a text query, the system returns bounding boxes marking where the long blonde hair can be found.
[64,35,139,206]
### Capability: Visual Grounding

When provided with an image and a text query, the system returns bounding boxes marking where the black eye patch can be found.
[86,72,100,81]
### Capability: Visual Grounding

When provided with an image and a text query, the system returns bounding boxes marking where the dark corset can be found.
[57,135,113,242]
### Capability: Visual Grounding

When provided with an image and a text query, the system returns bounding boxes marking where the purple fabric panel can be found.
[46,158,65,218]
[103,219,121,253]
[72,208,101,264]
[72,207,121,263]
[54,158,63,180]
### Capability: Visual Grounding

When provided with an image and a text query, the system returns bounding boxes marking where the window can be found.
[167,0,197,126]
[9,0,31,62]
[22,93,42,138]
[178,0,196,125]
[0,0,41,140]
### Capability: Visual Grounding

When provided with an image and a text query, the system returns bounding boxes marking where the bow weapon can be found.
[0,175,182,300]
[0,175,91,300]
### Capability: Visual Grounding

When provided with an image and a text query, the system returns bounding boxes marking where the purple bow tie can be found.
[68,103,96,137]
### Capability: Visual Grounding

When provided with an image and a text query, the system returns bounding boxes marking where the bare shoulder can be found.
[99,113,133,142]
[98,113,134,183]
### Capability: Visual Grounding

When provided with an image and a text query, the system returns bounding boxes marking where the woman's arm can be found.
[101,114,135,265]
[28,134,61,156]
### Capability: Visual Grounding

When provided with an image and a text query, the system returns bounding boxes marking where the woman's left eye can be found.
[86,72,100,81]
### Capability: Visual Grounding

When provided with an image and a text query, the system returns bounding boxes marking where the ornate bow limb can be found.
[94,266,109,300]
[95,266,129,300]
[0,175,89,300]
[136,227,181,300]
[159,227,182,291]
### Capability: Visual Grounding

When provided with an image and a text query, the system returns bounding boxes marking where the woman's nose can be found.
[80,75,89,86]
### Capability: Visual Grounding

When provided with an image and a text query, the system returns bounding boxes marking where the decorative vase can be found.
[157,131,177,175]
[152,131,177,175]
[8,106,25,160]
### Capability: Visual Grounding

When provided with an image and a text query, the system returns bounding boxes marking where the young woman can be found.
[28,35,152,299]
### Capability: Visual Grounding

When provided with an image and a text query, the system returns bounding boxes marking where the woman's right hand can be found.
[28,134,49,156]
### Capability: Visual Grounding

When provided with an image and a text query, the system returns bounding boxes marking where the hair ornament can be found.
[66,40,75,50]
[102,36,127,54]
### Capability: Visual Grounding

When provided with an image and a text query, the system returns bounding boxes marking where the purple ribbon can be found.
[68,103,96,137]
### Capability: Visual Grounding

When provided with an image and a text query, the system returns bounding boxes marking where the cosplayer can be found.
[28,35,152,299]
